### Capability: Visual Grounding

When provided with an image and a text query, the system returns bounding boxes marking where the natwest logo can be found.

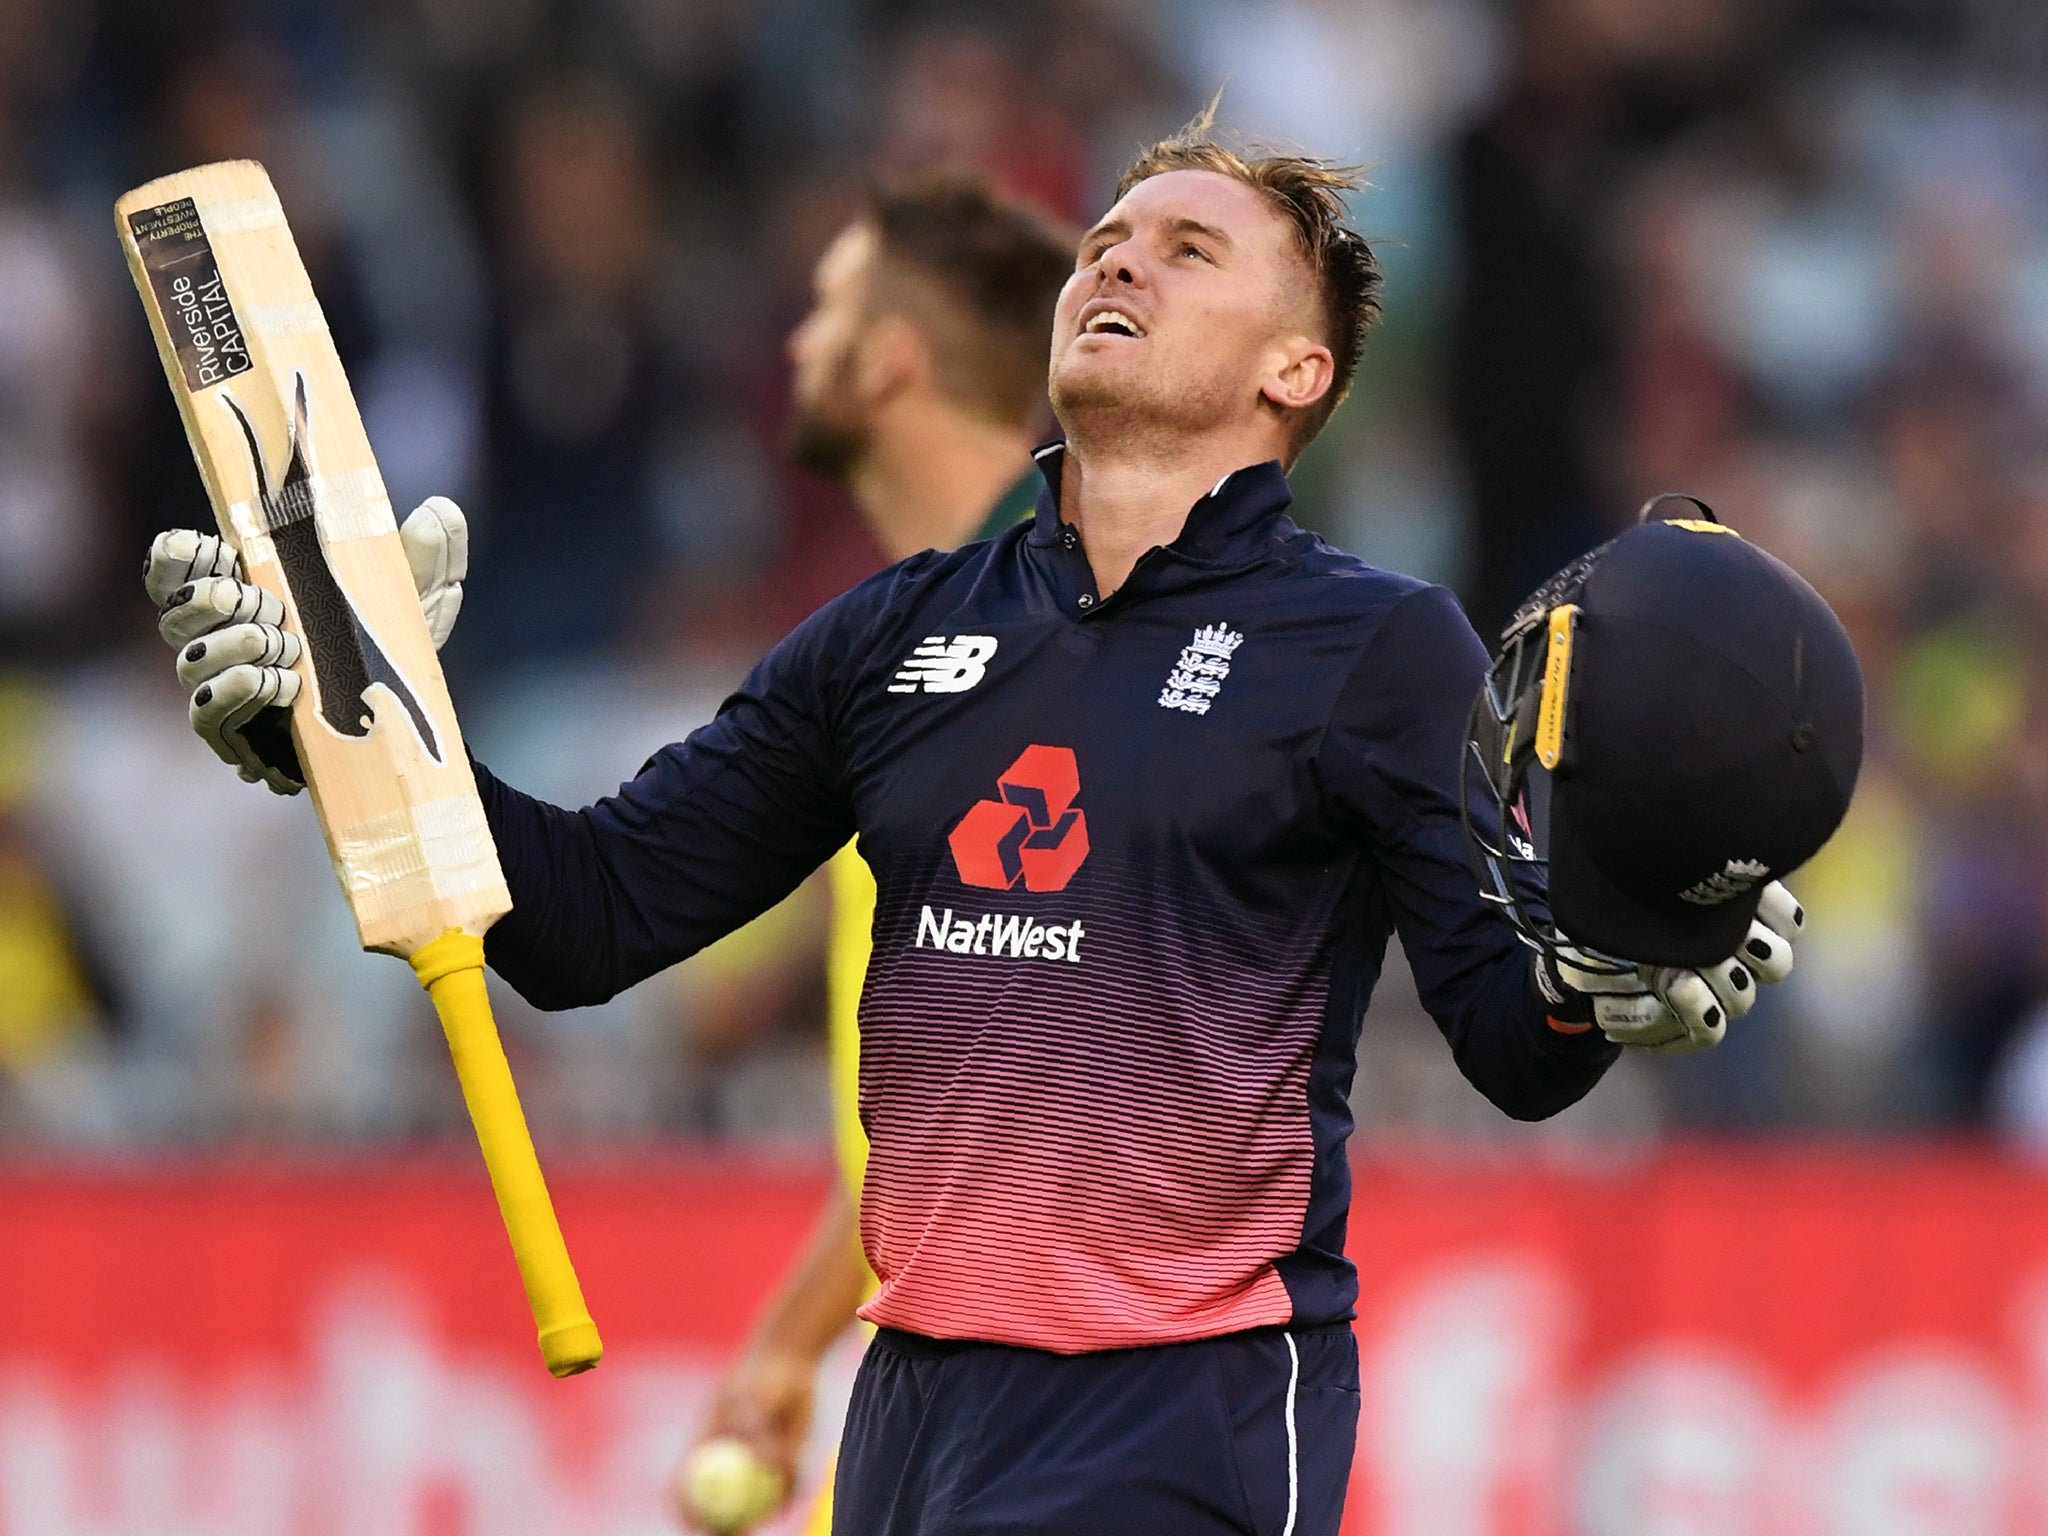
[948,744,1090,892]
[916,906,1085,963]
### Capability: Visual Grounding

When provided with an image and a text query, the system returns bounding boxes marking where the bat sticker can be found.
[222,373,443,763]
[128,197,253,394]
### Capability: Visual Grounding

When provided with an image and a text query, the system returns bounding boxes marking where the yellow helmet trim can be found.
[1536,605,1577,771]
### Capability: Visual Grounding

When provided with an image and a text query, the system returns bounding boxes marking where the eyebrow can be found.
[1077,214,1236,253]
[1078,216,1129,252]
[1161,217,1234,251]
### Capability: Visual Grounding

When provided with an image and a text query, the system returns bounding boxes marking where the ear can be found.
[852,314,931,408]
[1259,335,1335,416]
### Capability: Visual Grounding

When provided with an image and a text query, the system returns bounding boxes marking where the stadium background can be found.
[4,0,2048,1528]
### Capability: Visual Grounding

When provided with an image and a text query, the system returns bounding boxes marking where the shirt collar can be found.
[974,466,1044,543]
[1025,442,1295,557]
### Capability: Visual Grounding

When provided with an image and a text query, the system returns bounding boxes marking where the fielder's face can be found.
[1049,169,1331,453]
[786,222,879,478]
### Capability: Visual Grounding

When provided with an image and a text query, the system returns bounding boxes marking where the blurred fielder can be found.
[680,171,1072,1532]
[147,105,1857,1536]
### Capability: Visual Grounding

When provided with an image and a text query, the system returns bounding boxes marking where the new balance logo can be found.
[916,906,1085,963]
[890,635,997,694]
[1159,623,1244,715]
[949,744,1089,892]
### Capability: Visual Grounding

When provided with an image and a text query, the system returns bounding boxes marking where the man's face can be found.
[787,223,881,478]
[1049,169,1322,446]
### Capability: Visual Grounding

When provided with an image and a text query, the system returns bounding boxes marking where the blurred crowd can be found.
[4,0,2048,1149]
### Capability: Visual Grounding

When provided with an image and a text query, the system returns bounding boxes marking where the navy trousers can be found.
[833,1323,1359,1536]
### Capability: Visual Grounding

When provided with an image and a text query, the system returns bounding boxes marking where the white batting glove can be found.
[1540,882,1806,1054]
[146,528,307,794]
[144,498,470,796]
[400,495,468,649]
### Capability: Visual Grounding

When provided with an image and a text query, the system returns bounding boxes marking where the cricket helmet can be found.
[1461,496,1865,970]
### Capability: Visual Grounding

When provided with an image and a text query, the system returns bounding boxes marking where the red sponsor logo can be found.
[948,745,1090,891]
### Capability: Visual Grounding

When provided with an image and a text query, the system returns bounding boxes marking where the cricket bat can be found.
[116,160,602,1378]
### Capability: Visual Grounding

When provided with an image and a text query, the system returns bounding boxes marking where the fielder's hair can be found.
[865,170,1076,428]
[1117,100,1383,456]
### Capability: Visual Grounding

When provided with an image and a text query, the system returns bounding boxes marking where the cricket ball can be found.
[682,1436,786,1533]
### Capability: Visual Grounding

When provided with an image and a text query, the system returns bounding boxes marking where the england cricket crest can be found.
[1159,623,1245,715]
[221,372,442,762]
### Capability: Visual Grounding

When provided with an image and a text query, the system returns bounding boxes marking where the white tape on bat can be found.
[232,467,396,552]
[246,301,331,338]
[196,194,287,237]
[337,797,504,934]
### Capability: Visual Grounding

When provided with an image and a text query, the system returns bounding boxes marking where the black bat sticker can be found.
[222,373,442,762]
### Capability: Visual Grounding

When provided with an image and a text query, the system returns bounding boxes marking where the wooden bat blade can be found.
[115,160,509,958]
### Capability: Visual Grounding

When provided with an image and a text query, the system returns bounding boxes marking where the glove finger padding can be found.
[145,528,310,795]
[399,496,467,650]
[1575,956,1752,1054]
[1755,881,1806,945]
[1558,885,1799,1054]
[1692,955,1758,1022]
[1734,881,1805,985]
[144,529,241,608]
[191,663,304,795]
[1640,957,1755,1054]
[1639,970,1730,1053]
[1738,917,1795,985]
[175,621,302,691]
[158,574,286,650]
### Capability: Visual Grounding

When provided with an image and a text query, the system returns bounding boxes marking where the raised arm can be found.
[476,571,902,1011]
[146,496,917,1015]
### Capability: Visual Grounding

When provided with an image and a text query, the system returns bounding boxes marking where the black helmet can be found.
[1461,496,1865,971]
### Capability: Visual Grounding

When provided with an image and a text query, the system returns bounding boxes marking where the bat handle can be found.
[411,930,603,1378]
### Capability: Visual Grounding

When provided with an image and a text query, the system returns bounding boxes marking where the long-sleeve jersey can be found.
[475,447,1618,1353]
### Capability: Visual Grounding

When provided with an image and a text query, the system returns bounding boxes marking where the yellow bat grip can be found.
[411,930,603,1377]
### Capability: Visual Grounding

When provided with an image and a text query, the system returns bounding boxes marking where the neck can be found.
[1057,419,1285,595]
[848,398,1036,560]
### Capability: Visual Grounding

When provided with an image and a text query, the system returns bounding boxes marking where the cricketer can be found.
[147,107,1849,1535]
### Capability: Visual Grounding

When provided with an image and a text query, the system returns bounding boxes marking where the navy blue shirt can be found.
[475,448,1617,1351]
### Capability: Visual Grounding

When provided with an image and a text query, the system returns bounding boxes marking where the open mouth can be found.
[1082,308,1144,339]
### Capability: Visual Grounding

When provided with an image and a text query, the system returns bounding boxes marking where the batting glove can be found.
[144,497,469,796]
[1536,881,1806,1054]
[400,494,468,649]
